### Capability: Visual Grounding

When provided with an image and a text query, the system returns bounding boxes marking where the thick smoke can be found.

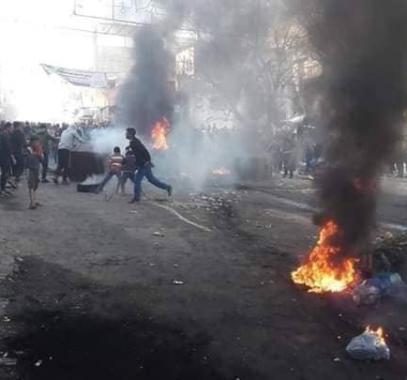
[89,128,127,155]
[161,0,289,128]
[297,0,407,256]
[117,25,174,138]
[112,2,279,189]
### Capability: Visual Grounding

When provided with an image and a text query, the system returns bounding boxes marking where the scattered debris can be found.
[0,357,17,366]
[346,327,390,361]
[376,273,406,294]
[153,231,165,237]
[373,233,407,272]
[352,273,407,305]
[188,192,240,218]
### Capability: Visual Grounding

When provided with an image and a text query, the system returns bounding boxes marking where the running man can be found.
[126,128,172,203]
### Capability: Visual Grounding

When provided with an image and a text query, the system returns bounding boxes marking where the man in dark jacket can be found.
[10,121,26,182]
[126,128,172,203]
[0,123,13,196]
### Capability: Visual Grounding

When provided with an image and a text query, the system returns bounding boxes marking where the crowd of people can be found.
[0,121,173,208]
[193,122,324,179]
[270,125,407,179]
[0,121,63,207]
[2,117,407,210]
[269,126,323,179]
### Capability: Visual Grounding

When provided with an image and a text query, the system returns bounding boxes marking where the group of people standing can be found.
[270,124,323,179]
[0,121,59,208]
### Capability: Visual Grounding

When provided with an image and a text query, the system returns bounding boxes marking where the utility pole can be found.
[93,30,99,71]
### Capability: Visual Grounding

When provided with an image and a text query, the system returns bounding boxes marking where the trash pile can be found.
[373,232,407,273]
[352,232,407,305]
[346,327,390,361]
[352,280,381,305]
[352,272,407,305]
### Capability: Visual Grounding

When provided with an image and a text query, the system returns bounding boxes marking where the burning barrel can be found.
[70,143,105,183]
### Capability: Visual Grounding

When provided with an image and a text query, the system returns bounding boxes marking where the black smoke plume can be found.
[117,25,174,137]
[297,0,407,256]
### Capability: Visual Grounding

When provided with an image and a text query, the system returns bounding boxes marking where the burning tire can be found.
[77,183,100,193]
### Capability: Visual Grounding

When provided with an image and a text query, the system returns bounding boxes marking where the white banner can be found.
[41,64,110,89]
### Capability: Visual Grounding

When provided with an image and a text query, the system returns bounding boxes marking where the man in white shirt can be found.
[53,125,87,184]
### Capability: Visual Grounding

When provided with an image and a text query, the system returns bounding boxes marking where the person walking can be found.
[282,132,297,179]
[119,147,137,194]
[96,147,124,193]
[10,121,26,182]
[38,124,58,183]
[53,124,87,184]
[126,128,172,203]
[27,135,44,209]
[0,123,13,197]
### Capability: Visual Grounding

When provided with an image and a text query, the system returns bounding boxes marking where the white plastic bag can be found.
[346,327,390,361]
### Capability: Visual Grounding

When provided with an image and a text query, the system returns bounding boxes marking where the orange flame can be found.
[365,326,386,345]
[291,220,358,293]
[151,117,170,151]
[212,168,231,176]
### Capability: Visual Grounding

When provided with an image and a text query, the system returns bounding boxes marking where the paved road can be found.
[0,177,405,379]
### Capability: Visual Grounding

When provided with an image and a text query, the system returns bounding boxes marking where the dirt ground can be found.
[0,174,406,380]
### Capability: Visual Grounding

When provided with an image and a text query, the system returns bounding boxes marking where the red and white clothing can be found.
[108,154,124,174]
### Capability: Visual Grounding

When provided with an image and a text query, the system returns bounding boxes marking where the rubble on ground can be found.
[373,233,407,272]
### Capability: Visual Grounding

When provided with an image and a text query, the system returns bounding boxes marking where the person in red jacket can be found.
[96,147,124,193]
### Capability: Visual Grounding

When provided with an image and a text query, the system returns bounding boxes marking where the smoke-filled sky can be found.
[0,0,129,121]
[0,1,98,69]
[0,1,89,120]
